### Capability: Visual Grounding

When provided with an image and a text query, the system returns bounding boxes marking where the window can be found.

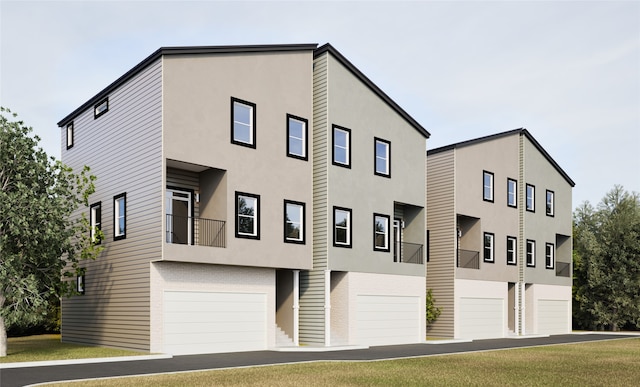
[94,97,109,119]
[507,178,517,208]
[287,114,308,160]
[333,206,352,247]
[113,193,126,240]
[76,275,85,295]
[236,192,260,239]
[373,213,390,251]
[231,97,256,148]
[546,190,555,217]
[526,184,535,212]
[374,138,391,177]
[507,236,517,265]
[90,202,102,244]
[483,232,495,263]
[483,171,494,202]
[332,125,351,168]
[526,239,536,267]
[66,122,74,149]
[545,243,555,269]
[284,200,305,244]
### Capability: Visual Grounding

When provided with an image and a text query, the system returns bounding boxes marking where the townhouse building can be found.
[58,44,429,355]
[426,129,574,339]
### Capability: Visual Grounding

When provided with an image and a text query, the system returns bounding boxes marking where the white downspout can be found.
[293,270,300,346]
[324,269,331,346]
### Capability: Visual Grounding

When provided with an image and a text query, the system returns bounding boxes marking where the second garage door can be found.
[458,297,504,339]
[356,295,420,346]
[163,291,267,355]
[538,299,569,335]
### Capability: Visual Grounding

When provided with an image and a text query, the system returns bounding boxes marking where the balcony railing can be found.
[457,249,480,269]
[166,214,226,248]
[556,262,571,277]
[395,242,424,264]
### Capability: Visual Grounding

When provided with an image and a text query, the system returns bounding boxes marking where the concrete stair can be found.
[276,326,294,347]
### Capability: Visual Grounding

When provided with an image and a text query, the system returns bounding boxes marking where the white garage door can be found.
[164,291,267,355]
[356,295,420,346]
[538,299,569,335]
[458,297,504,339]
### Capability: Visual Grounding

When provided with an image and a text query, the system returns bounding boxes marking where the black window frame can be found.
[90,201,102,245]
[333,206,352,248]
[506,236,517,265]
[373,213,391,252]
[507,178,517,208]
[546,189,555,217]
[526,183,536,212]
[76,274,85,295]
[526,239,536,267]
[235,191,260,240]
[374,137,391,178]
[231,97,257,149]
[66,122,74,150]
[94,97,109,119]
[483,171,494,202]
[545,242,555,269]
[286,114,308,161]
[332,124,351,168]
[284,199,306,244]
[483,232,495,263]
[113,193,126,241]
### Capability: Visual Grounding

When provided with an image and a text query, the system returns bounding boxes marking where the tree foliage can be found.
[573,185,640,331]
[426,288,442,325]
[0,107,101,355]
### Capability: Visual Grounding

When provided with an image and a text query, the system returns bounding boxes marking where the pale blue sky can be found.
[1,0,639,208]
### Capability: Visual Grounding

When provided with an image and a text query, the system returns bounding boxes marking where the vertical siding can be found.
[299,54,329,345]
[426,150,456,337]
[517,134,526,334]
[60,59,163,351]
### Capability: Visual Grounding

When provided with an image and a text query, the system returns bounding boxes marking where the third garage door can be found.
[458,297,504,339]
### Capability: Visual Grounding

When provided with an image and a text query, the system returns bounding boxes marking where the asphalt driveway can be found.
[0,333,636,387]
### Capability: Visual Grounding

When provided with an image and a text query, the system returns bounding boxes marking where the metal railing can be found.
[166,214,226,248]
[457,249,480,269]
[395,242,424,264]
[556,261,571,277]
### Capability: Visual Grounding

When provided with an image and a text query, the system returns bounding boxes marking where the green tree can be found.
[426,288,441,327]
[0,107,101,356]
[573,185,640,331]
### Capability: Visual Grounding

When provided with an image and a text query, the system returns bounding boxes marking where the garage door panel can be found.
[459,297,504,339]
[538,300,569,335]
[163,291,267,355]
[356,295,420,346]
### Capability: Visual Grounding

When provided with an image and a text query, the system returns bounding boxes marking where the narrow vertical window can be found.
[94,97,109,119]
[483,171,494,202]
[507,178,517,208]
[236,192,260,239]
[90,202,102,244]
[332,125,351,167]
[113,193,126,241]
[546,190,555,217]
[66,122,74,149]
[284,200,305,244]
[77,275,85,295]
[545,243,555,269]
[526,239,536,267]
[373,213,390,251]
[333,206,352,247]
[287,114,308,160]
[483,232,495,263]
[374,138,391,177]
[526,184,535,212]
[507,236,517,265]
[231,97,256,148]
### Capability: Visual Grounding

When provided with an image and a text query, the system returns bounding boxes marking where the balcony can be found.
[457,249,480,269]
[166,214,226,248]
[395,242,424,264]
[556,261,571,277]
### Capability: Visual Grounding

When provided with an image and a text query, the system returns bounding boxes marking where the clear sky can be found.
[1,0,638,209]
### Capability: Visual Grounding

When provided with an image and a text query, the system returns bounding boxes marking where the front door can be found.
[166,189,192,244]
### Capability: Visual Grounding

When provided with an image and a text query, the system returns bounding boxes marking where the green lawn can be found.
[1,334,146,363]
[38,337,639,386]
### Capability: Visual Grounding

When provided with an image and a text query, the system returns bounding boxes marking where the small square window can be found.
[284,200,305,244]
[333,206,352,248]
[94,98,109,119]
[373,213,390,252]
[236,192,260,239]
[332,125,351,168]
[546,190,555,217]
[113,193,126,241]
[507,236,517,265]
[90,202,102,244]
[66,122,74,149]
[287,114,308,160]
[526,239,536,267]
[374,138,391,177]
[77,274,85,295]
[483,232,495,263]
[545,243,555,269]
[231,97,256,148]
[526,184,535,212]
[483,171,494,202]
[507,178,517,208]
